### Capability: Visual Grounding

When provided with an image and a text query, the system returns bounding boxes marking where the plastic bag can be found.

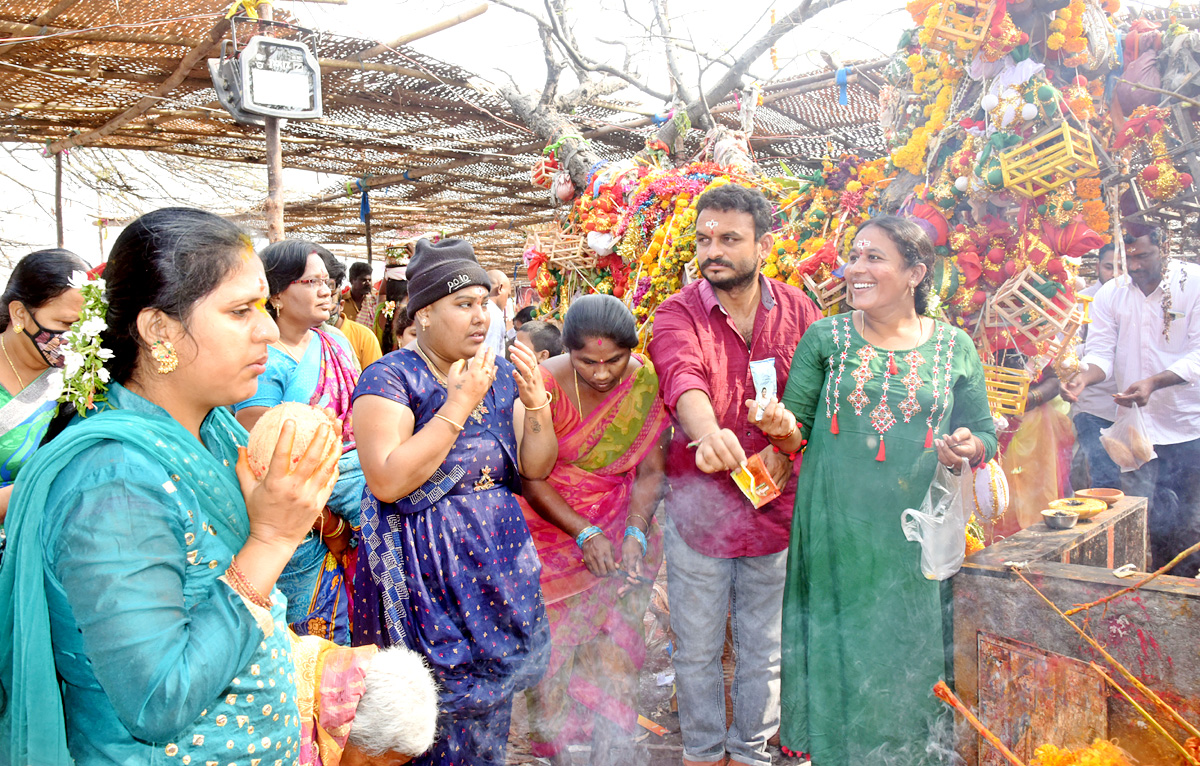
[902,458,970,580]
[1100,403,1157,472]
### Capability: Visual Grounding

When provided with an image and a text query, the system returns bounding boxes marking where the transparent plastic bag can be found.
[1099,402,1157,472]
[901,458,970,580]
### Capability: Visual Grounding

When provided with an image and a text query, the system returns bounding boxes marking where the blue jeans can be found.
[663,515,786,766]
[1073,412,1121,490]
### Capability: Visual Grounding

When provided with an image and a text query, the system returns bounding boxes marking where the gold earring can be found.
[909,283,916,296]
[12,323,21,334]
[419,317,430,330]
[151,340,178,374]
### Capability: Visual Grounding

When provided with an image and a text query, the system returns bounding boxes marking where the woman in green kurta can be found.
[751,216,997,765]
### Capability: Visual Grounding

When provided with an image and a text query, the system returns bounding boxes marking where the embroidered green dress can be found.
[779,316,997,766]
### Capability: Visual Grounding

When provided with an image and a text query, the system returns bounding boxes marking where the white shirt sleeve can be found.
[484,302,507,357]
[1081,280,1119,382]
[1165,285,1200,384]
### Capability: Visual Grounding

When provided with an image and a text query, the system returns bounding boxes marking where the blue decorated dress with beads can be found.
[351,350,550,766]
[37,384,302,765]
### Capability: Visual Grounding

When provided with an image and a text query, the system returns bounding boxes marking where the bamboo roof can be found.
[0,0,887,270]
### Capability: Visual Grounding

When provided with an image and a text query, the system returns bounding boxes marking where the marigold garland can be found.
[1030,739,1133,766]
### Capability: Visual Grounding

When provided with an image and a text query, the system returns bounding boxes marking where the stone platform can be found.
[953,497,1200,764]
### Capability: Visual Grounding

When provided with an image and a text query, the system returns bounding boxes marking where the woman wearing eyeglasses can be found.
[234,239,366,645]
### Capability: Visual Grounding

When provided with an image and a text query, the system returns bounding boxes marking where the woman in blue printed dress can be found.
[351,238,556,766]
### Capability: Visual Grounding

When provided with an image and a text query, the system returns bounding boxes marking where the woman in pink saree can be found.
[520,295,670,766]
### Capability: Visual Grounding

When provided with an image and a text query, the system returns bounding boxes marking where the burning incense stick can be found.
[1090,663,1200,766]
[1011,566,1200,742]
[1063,539,1200,617]
[932,680,1027,766]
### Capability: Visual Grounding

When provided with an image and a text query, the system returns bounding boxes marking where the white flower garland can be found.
[59,270,112,414]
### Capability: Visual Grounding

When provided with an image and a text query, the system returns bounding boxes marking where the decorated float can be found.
[519,2,1200,763]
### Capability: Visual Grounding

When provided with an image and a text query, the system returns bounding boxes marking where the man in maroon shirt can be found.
[648,184,820,766]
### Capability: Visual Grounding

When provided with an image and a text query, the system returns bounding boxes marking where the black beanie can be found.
[406,238,492,318]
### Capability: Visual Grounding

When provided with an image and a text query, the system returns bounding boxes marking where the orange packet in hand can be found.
[730,453,781,509]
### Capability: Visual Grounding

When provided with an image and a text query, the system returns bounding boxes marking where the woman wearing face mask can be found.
[234,239,365,645]
[0,248,87,524]
[519,294,670,766]
[351,237,556,766]
[751,215,997,765]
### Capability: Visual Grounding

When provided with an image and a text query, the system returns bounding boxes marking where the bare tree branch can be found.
[487,0,551,31]
[553,76,628,113]
[536,25,564,109]
[501,82,603,189]
[652,0,692,104]
[491,0,668,101]
[654,0,849,151]
[536,0,672,101]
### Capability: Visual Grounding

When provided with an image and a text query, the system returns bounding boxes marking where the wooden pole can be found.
[364,205,373,266]
[54,152,63,247]
[260,4,284,242]
[353,4,488,60]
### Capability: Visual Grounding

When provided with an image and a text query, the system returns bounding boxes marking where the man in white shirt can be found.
[1071,244,1121,489]
[483,269,511,358]
[1063,228,1200,577]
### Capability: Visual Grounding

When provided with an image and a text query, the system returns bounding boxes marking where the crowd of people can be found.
[0,182,1195,766]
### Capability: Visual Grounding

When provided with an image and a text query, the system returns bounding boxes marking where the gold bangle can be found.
[524,390,553,412]
[769,421,798,442]
[627,512,651,530]
[324,515,346,538]
[433,412,464,432]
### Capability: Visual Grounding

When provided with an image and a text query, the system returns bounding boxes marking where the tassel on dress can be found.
[876,437,886,462]
[830,412,839,434]
[888,353,898,376]
[924,426,933,449]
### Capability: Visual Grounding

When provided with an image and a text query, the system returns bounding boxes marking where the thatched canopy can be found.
[0,0,887,269]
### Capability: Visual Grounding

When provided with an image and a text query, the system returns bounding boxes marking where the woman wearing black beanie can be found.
[350,237,556,766]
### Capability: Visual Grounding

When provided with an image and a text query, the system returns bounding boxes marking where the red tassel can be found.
[888,352,897,376]
[876,437,886,462]
[830,412,839,434]
[924,426,933,449]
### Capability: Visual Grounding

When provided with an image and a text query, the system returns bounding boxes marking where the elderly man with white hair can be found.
[292,636,440,766]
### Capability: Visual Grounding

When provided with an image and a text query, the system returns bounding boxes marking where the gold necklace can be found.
[272,331,310,362]
[414,340,451,385]
[2,336,25,389]
[573,367,584,416]
[415,341,491,426]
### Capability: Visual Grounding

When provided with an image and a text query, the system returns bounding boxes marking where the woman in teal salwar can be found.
[752,216,997,766]
[235,239,366,645]
[0,248,87,525]
[0,208,341,765]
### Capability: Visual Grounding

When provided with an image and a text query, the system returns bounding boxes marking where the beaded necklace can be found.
[824,315,851,434]
[923,324,956,448]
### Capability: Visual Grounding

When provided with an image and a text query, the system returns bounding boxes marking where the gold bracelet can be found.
[324,515,346,538]
[626,512,651,530]
[433,412,464,432]
[524,390,553,411]
[769,421,798,442]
